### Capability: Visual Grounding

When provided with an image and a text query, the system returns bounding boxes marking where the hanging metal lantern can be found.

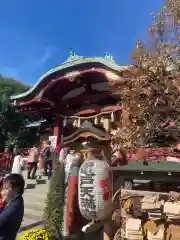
[73,119,78,127]
[63,117,67,127]
[94,116,98,125]
[111,112,115,122]
[78,159,112,221]
[77,118,81,127]
[100,117,104,124]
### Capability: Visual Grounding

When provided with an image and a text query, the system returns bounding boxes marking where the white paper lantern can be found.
[78,159,112,221]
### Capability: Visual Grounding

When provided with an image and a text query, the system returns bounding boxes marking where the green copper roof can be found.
[11,51,130,100]
[63,49,83,63]
[64,50,116,64]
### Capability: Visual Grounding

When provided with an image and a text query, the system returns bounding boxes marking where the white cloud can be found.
[35,47,53,66]
[0,46,55,83]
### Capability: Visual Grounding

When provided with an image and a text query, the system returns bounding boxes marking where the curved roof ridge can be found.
[11,56,131,101]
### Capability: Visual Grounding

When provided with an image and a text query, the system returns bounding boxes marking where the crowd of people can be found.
[0,143,83,239]
[10,141,83,181]
[0,141,111,239]
[11,140,54,180]
[9,136,122,183]
[0,140,56,239]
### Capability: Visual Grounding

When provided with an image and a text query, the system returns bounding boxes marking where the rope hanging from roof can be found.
[71,110,119,134]
[59,108,121,120]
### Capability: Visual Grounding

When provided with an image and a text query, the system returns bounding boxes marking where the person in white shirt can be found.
[64,148,80,182]
[59,147,69,163]
[65,149,80,172]
[11,150,24,175]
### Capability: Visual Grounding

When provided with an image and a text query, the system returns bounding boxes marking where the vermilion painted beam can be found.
[17,104,122,118]
[16,97,54,107]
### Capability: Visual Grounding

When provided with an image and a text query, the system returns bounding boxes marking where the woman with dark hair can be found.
[0,173,25,240]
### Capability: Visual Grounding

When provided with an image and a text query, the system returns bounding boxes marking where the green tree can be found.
[0,74,33,151]
[0,75,29,95]
[112,1,180,148]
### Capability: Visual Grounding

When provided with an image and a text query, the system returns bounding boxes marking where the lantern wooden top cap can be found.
[63,121,111,146]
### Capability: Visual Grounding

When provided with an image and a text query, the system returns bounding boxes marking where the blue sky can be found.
[0,0,163,85]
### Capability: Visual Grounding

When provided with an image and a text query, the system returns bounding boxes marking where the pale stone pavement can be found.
[18,171,49,234]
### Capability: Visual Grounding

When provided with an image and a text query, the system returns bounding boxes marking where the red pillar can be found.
[53,117,62,166]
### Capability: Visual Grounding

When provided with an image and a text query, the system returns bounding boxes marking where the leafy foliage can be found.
[0,75,29,96]
[44,164,65,240]
[112,1,180,148]
[0,75,35,151]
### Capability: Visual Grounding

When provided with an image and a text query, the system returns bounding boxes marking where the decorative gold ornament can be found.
[73,119,78,127]
[65,71,80,82]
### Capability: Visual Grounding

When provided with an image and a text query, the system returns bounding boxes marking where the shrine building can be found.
[10,51,131,147]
